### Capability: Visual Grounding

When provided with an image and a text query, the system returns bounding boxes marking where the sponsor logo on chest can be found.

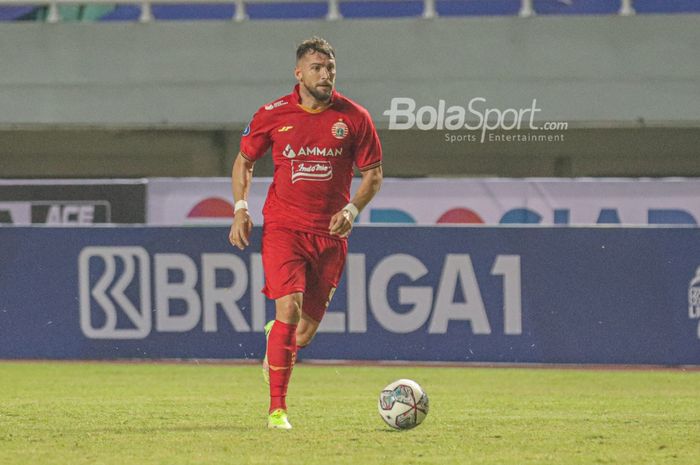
[291,160,333,183]
[282,144,343,159]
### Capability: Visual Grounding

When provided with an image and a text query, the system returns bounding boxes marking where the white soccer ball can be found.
[377,379,429,430]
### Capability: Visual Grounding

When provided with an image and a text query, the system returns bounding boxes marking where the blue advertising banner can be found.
[0,226,698,365]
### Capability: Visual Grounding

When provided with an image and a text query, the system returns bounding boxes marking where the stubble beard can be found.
[304,82,333,104]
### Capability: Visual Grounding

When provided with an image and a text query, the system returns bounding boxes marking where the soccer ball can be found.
[377,379,429,430]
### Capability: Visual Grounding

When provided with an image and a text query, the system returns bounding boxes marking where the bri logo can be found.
[78,247,259,339]
[79,247,152,339]
[688,267,700,339]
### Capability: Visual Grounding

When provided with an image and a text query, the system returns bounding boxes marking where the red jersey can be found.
[240,84,382,237]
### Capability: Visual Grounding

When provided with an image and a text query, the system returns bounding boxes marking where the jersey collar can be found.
[293,83,337,114]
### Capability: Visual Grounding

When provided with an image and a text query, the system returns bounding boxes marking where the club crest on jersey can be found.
[291,160,333,183]
[332,120,349,140]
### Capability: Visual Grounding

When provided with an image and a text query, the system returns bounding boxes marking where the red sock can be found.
[268,320,297,413]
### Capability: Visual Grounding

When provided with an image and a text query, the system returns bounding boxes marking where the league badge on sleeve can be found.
[242,124,251,136]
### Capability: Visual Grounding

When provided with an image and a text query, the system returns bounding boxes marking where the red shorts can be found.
[261,225,348,322]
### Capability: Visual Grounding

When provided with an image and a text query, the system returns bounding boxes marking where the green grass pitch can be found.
[1,361,698,465]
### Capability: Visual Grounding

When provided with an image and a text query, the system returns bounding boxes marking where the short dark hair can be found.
[296,36,335,62]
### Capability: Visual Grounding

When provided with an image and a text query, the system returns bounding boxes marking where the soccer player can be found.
[228,37,383,429]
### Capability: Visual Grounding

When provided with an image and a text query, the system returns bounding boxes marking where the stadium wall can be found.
[0,226,698,365]
[2,125,700,178]
[0,16,698,126]
[1,16,699,178]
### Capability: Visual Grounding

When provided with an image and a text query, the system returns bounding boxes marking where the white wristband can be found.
[342,203,359,221]
[234,200,249,213]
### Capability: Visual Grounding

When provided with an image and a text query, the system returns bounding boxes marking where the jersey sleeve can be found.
[353,111,382,171]
[239,108,272,161]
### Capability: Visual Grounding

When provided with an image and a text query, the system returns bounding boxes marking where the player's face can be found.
[295,51,336,104]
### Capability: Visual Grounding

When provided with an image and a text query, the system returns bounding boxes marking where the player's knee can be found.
[277,305,301,323]
[275,296,302,323]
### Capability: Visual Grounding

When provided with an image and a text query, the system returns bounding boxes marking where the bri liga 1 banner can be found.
[0,226,698,364]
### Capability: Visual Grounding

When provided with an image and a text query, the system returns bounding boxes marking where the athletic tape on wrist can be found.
[234,200,249,213]
[343,203,359,221]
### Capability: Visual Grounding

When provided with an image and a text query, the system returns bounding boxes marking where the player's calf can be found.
[267,320,298,414]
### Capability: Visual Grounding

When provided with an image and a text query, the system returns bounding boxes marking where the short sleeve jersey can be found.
[240,84,382,237]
